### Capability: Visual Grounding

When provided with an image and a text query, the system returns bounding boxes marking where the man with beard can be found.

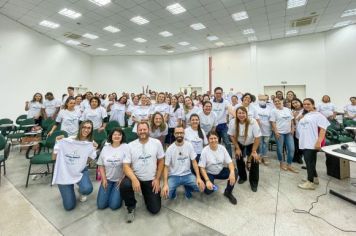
[120,121,164,223]
[161,126,205,200]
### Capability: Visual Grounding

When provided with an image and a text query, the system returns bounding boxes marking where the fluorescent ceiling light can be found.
[334,20,352,28]
[58,8,81,19]
[232,11,248,21]
[286,29,298,35]
[166,3,186,15]
[243,28,255,34]
[341,8,356,17]
[97,48,108,51]
[89,0,111,6]
[83,33,98,39]
[130,16,149,25]
[190,23,206,30]
[66,40,80,45]
[113,43,126,47]
[136,50,145,54]
[159,31,173,37]
[133,37,147,43]
[287,0,307,9]
[167,50,174,53]
[215,42,225,47]
[248,36,257,42]
[207,35,219,41]
[190,46,198,50]
[103,25,120,33]
[39,20,60,29]
[178,41,190,46]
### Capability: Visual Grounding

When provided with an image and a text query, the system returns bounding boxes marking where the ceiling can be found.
[0,0,355,56]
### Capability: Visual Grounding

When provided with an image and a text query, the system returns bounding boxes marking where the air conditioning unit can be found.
[64,32,82,39]
[290,15,318,27]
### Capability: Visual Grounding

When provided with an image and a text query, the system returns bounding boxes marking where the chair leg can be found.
[46,164,50,174]
[3,162,6,175]
[26,164,32,188]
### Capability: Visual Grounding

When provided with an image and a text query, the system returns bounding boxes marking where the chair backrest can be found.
[105,120,120,134]
[0,118,13,125]
[93,129,108,146]
[41,118,55,131]
[0,134,6,150]
[46,130,68,149]
[16,114,27,125]
[123,127,138,143]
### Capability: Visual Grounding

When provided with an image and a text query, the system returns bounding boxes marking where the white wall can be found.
[0,14,91,120]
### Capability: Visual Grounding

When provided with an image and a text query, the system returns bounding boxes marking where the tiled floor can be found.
[1,147,356,236]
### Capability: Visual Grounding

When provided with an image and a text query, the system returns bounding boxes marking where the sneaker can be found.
[261,158,269,166]
[313,177,319,185]
[79,194,87,202]
[32,175,40,180]
[251,185,258,192]
[298,181,315,190]
[127,209,135,223]
[184,191,193,200]
[280,163,288,171]
[224,191,237,205]
[238,179,246,184]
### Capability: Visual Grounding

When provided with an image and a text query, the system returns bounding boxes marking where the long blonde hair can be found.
[235,106,250,142]
[150,112,166,132]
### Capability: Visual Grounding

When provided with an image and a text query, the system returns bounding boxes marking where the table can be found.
[322,142,356,205]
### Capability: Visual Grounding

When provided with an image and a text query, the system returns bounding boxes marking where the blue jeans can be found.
[97,180,122,210]
[276,133,295,165]
[57,168,93,211]
[168,173,200,199]
[259,136,270,156]
[204,167,238,194]
[216,123,232,157]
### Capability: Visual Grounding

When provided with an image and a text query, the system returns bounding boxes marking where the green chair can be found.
[123,126,138,143]
[93,129,108,148]
[0,134,11,183]
[7,118,35,143]
[105,120,120,134]
[41,118,56,138]
[15,114,27,125]
[326,128,353,144]
[0,118,14,137]
[25,130,68,187]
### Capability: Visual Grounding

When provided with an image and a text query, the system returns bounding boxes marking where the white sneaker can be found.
[31,175,43,180]
[302,177,319,185]
[79,194,87,202]
[298,181,315,190]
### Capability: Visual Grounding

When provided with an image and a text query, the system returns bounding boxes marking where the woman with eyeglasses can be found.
[52,120,97,211]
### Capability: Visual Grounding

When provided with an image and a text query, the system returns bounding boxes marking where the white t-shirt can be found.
[27,102,44,118]
[168,106,183,128]
[109,102,126,127]
[297,112,330,150]
[52,138,96,185]
[56,109,81,136]
[97,143,129,182]
[293,109,304,139]
[212,99,229,125]
[256,106,272,136]
[183,106,201,126]
[80,99,90,112]
[227,118,261,145]
[344,104,356,121]
[184,127,208,155]
[127,104,138,126]
[123,138,165,181]
[151,103,170,116]
[150,124,168,139]
[198,111,218,135]
[80,107,107,130]
[74,105,82,115]
[317,102,336,118]
[43,99,61,117]
[228,103,240,121]
[132,105,151,132]
[165,142,197,176]
[198,144,232,175]
[270,107,293,134]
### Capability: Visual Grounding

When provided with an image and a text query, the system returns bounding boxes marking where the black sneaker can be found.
[126,209,135,223]
[238,179,246,184]
[224,191,237,205]
[251,185,258,192]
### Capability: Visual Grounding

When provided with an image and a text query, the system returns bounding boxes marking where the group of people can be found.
[24,86,356,223]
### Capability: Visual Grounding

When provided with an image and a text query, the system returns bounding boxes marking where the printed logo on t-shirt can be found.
[138,154,152,165]
[65,150,81,165]
[177,156,189,165]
